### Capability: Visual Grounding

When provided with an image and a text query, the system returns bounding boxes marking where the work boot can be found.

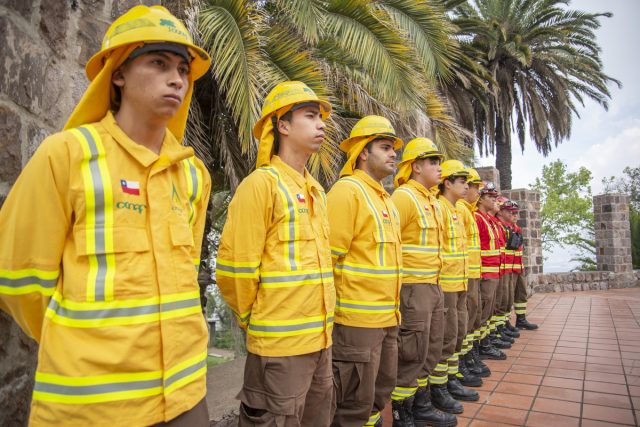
[502,325,519,339]
[516,313,539,330]
[463,352,484,377]
[392,397,416,427]
[413,387,458,427]
[430,383,464,414]
[457,357,483,387]
[479,337,507,360]
[447,375,479,401]
[505,320,521,336]
[497,325,515,343]
[489,332,512,349]
[374,417,383,427]
[470,344,491,377]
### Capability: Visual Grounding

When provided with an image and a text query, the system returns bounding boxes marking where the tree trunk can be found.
[495,117,512,190]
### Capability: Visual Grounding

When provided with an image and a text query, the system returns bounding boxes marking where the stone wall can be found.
[0,1,163,424]
[594,194,634,273]
[532,270,640,294]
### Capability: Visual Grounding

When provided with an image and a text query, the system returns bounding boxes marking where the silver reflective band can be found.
[1,276,57,288]
[34,378,162,396]
[261,271,332,283]
[48,297,200,320]
[337,301,396,310]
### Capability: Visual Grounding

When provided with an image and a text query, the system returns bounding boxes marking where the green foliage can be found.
[531,160,594,261]
[212,329,236,349]
[632,210,640,269]
[207,355,231,366]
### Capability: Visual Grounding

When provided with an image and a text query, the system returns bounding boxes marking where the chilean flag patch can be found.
[382,210,389,218]
[120,179,140,195]
[296,193,306,203]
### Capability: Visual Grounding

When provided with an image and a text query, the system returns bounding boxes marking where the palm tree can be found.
[450,0,619,189]
[187,0,472,191]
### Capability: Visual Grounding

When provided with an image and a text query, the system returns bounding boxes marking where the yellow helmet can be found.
[339,115,403,152]
[399,137,443,165]
[440,160,469,182]
[466,167,483,185]
[253,81,332,139]
[85,5,211,81]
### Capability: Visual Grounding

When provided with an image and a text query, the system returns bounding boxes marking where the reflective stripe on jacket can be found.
[0,112,211,426]
[457,199,481,279]
[392,180,443,284]
[436,197,468,292]
[328,170,402,328]
[475,210,501,279]
[216,156,335,357]
[512,224,524,273]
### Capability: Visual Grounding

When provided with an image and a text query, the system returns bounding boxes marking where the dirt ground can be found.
[206,350,245,425]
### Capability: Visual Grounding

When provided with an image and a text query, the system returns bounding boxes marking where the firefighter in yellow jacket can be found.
[0,6,212,426]
[431,160,479,412]
[456,169,491,381]
[390,138,457,427]
[327,116,403,427]
[216,81,335,426]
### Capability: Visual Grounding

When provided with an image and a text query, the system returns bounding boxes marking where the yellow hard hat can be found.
[85,5,212,81]
[339,115,403,152]
[466,167,483,185]
[253,81,331,139]
[440,160,469,182]
[399,138,443,164]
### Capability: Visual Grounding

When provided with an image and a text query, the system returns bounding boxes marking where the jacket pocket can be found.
[169,221,198,291]
[238,386,296,424]
[398,320,425,363]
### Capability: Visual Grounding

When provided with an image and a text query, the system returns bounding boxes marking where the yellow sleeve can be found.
[216,172,271,329]
[391,189,415,233]
[0,134,73,342]
[191,158,212,271]
[327,181,357,263]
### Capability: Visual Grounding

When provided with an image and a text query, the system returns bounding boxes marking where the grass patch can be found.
[213,329,235,349]
[207,355,230,367]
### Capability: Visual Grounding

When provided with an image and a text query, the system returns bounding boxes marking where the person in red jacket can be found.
[474,182,508,360]
[495,198,520,342]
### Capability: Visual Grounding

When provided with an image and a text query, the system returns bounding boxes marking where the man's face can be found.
[466,183,480,204]
[277,105,326,156]
[479,194,497,211]
[446,176,468,201]
[112,51,190,120]
[413,157,441,188]
[511,210,519,224]
[360,138,397,181]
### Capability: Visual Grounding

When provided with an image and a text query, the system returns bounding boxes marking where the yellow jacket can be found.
[0,112,211,426]
[392,179,443,284]
[216,156,334,357]
[327,170,402,328]
[457,200,481,279]
[436,196,468,292]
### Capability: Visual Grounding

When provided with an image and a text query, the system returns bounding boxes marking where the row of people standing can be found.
[216,81,539,427]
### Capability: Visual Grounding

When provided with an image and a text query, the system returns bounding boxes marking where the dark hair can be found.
[438,175,462,194]
[355,140,375,169]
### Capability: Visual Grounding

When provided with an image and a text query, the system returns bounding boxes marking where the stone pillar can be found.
[501,189,543,293]
[476,166,501,190]
[594,194,633,273]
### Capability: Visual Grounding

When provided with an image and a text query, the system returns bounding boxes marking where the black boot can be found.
[489,332,512,349]
[413,387,458,427]
[479,337,507,360]
[502,325,519,339]
[457,357,483,387]
[447,375,479,401]
[505,320,521,336]
[497,325,515,343]
[516,313,539,330]
[430,383,464,414]
[470,344,491,377]
[392,397,416,427]
[463,351,484,377]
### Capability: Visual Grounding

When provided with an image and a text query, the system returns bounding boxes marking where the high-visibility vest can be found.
[392,180,444,284]
[0,112,211,426]
[328,170,402,328]
[436,196,468,292]
[216,156,335,357]
[457,199,481,279]
[497,218,516,273]
[512,224,524,273]
[475,210,501,279]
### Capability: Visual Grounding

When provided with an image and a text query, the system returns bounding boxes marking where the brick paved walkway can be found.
[382,287,640,426]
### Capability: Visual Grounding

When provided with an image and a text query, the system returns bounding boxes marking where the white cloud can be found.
[571,124,640,194]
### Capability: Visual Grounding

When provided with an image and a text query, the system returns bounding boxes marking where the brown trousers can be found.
[466,278,482,334]
[396,283,445,388]
[331,324,398,427]
[495,273,510,315]
[479,278,499,325]
[238,349,334,427]
[154,398,209,426]
[514,272,528,304]
[436,291,467,371]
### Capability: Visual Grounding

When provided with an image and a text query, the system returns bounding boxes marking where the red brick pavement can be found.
[381,288,640,426]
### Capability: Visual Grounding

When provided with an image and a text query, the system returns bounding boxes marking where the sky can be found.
[474,0,640,271]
